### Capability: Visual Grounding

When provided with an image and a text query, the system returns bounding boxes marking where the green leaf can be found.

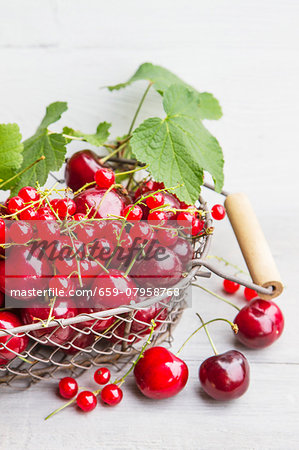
[0,123,23,182]
[107,62,222,120]
[7,102,68,194]
[131,85,224,204]
[63,122,111,146]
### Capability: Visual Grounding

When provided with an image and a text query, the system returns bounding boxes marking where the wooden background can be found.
[0,1,298,449]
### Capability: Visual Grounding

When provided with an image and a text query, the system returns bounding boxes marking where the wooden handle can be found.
[224,193,283,299]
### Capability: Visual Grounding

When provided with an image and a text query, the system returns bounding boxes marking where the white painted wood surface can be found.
[0,1,298,449]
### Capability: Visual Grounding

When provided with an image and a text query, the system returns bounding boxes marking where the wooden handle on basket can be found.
[224,192,283,299]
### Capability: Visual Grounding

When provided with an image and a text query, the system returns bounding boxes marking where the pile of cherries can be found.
[0,149,284,413]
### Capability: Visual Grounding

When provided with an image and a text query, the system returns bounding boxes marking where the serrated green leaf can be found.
[0,123,23,182]
[7,102,68,194]
[63,122,111,146]
[131,85,224,204]
[107,63,222,120]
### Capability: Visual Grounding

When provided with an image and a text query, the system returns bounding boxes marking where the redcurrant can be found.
[223,279,240,294]
[244,287,258,301]
[0,219,5,244]
[94,168,115,189]
[211,204,226,220]
[56,199,76,219]
[100,384,123,406]
[20,207,39,220]
[18,186,40,203]
[8,222,33,244]
[94,367,111,385]
[59,377,78,399]
[146,192,164,210]
[123,204,143,221]
[156,227,178,246]
[148,210,168,224]
[76,391,97,412]
[7,196,25,214]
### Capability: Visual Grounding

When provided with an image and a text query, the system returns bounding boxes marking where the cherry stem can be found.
[100,140,130,165]
[128,82,152,135]
[192,283,241,311]
[0,155,45,189]
[206,255,249,276]
[196,313,218,355]
[176,318,238,356]
[115,164,149,178]
[114,319,156,386]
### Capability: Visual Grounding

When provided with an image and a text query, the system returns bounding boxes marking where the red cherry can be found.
[65,150,105,192]
[64,331,95,354]
[7,196,25,214]
[244,287,258,301]
[56,198,76,219]
[37,207,56,221]
[134,180,165,200]
[147,210,168,224]
[234,299,284,348]
[0,312,29,362]
[156,227,178,247]
[49,275,75,297]
[91,270,137,308]
[75,223,97,243]
[74,187,127,219]
[134,347,188,399]
[101,384,123,406]
[132,246,182,288]
[94,168,115,189]
[76,391,97,412]
[20,207,39,220]
[223,279,240,294]
[59,377,78,399]
[146,192,164,210]
[122,204,143,221]
[169,237,193,270]
[8,222,33,244]
[21,299,77,346]
[0,219,6,244]
[94,367,111,385]
[18,186,40,203]
[211,204,226,220]
[129,222,154,242]
[0,245,53,300]
[76,302,116,332]
[0,291,4,308]
[199,350,250,400]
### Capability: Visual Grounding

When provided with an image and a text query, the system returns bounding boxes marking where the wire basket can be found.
[0,195,212,388]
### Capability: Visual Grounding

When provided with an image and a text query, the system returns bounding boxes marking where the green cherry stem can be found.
[115,164,149,178]
[196,313,218,355]
[100,140,130,165]
[192,283,241,311]
[176,318,238,356]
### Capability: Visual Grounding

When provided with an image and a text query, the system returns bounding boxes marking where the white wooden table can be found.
[0,1,298,449]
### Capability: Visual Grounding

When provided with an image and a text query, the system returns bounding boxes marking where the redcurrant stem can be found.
[114,319,156,386]
[196,313,218,355]
[0,155,45,190]
[45,397,76,421]
[176,318,238,356]
[192,283,240,311]
[128,82,152,135]
[124,241,149,277]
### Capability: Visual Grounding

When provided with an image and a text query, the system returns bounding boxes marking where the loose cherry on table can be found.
[76,391,97,412]
[134,346,188,399]
[94,367,111,385]
[199,350,250,400]
[59,377,78,399]
[234,298,284,348]
[100,384,123,406]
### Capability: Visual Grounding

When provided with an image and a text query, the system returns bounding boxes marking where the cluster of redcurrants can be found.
[223,279,258,301]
